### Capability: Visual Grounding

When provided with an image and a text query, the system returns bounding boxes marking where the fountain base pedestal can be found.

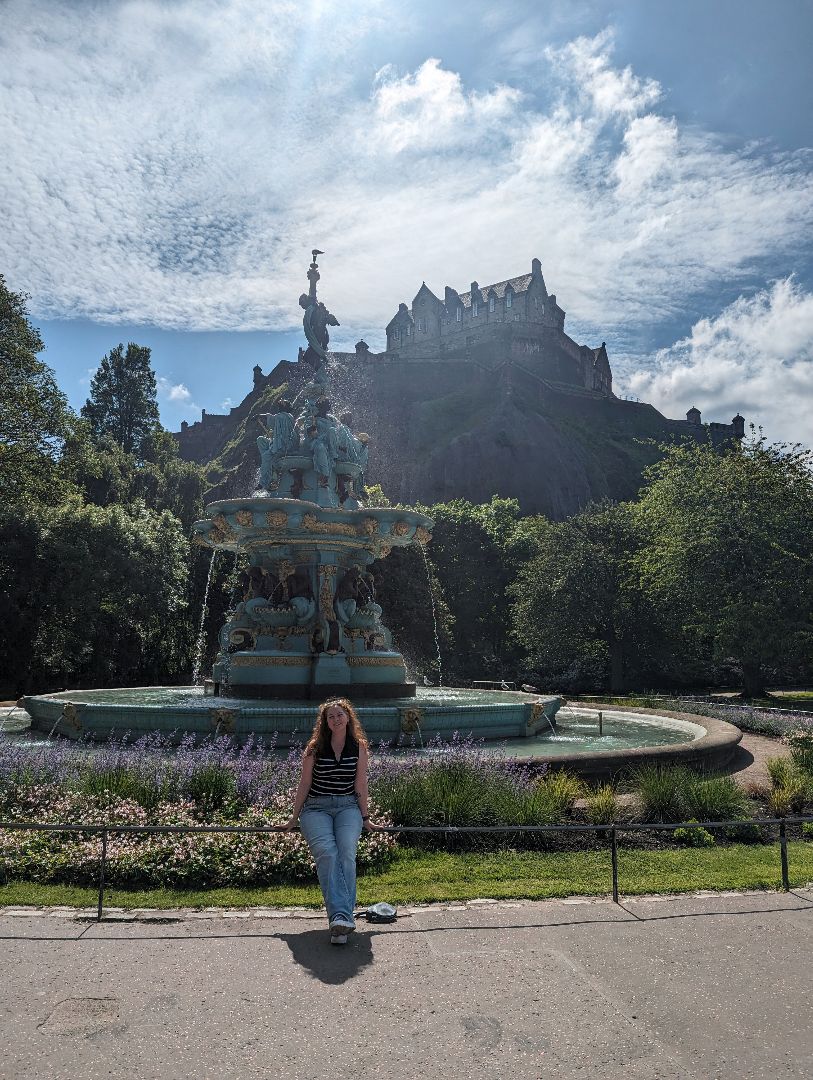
[217,649,416,699]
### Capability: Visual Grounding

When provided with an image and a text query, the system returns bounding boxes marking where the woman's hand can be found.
[362,818,385,832]
[282,816,299,832]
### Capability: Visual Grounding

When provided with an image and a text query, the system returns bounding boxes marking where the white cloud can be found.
[621,279,813,446]
[371,58,522,153]
[221,397,235,410]
[157,377,197,409]
[546,29,662,119]
[0,0,811,372]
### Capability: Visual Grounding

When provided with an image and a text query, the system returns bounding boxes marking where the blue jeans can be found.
[299,794,363,925]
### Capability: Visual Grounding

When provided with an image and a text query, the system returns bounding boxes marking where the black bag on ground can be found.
[364,902,397,923]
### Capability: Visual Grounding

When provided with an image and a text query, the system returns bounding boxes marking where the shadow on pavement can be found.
[276,927,375,983]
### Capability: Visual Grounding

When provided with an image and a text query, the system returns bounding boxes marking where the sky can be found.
[2,0,812,444]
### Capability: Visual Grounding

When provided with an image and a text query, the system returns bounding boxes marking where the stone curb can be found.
[2,888,811,920]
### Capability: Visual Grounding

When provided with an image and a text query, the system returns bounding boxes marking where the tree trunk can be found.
[610,638,625,695]
[741,659,765,699]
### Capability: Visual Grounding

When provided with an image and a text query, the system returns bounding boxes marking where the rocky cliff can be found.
[179,353,740,519]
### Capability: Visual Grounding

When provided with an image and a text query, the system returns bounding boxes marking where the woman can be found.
[285,698,378,945]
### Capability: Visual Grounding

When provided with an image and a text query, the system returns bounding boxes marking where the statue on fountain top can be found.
[299,249,339,387]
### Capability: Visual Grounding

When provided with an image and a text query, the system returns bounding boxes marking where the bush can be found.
[802,822,813,840]
[184,764,237,812]
[673,820,716,847]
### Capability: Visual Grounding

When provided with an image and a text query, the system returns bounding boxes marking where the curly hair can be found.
[304,697,369,757]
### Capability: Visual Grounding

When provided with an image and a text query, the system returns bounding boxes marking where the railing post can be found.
[97,828,108,921]
[598,710,603,735]
[610,825,619,904]
[779,820,790,891]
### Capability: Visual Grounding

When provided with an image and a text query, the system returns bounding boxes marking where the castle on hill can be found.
[383,257,612,396]
[175,258,744,517]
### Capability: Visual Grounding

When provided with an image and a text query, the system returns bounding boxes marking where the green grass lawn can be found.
[2,842,812,910]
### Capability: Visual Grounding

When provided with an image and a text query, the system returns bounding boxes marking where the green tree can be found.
[0,497,193,695]
[510,502,652,693]
[635,437,813,698]
[422,497,531,681]
[60,422,206,531]
[0,276,71,505]
[81,342,160,456]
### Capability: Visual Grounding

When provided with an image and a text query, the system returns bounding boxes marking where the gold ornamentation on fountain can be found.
[414,526,432,546]
[210,513,237,543]
[346,656,403,666]
[379,544,392,558]
[359,517,379,536]
[235,510,254,527]
[390,520,410,537]
[230,655,310,666]
[211,708,236,732]
[319,564,338,618]
[276,560,295,599]
[303,513,357,537]
[266,510,288,528]
[61,701,81,732]
[399,706,424,733]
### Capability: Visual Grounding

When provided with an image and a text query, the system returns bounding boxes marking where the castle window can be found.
[489,295,495,312]
[405,324,411,336]
[506,292,513,308]
[456,306,462,322]
[417,318,425,332]
[472,301,479,317]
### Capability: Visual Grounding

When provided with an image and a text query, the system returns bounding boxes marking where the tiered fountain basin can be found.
[23,687,562,745]
[20,693,742,778]
[192,497,434,699]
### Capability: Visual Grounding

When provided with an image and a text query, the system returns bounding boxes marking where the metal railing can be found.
[2,815,812,921]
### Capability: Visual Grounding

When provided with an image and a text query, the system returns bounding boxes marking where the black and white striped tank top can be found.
[309,738,359,796]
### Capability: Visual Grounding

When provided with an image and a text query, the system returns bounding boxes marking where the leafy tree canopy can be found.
[60,422,207,532]
[81,342,160,456]
[635,437,813,697]
[0,497,192,695]
[0,276,72,505]
[510,501,656,693]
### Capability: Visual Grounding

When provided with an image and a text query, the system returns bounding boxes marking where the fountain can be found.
[23,251,561,745]
[20,252,741,773]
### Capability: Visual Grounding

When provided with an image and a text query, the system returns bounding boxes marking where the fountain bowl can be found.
[20,691,742,779]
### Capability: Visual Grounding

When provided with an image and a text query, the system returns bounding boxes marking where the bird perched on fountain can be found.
[500,679,510,691]
[521,683,540,694]
[423,675,433,687]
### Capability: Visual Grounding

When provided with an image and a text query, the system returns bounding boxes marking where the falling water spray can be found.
[192,550,218,685]
[417,541,443,688]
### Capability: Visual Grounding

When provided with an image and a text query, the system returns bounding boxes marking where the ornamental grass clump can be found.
[683,775,751,822]
[628,764,693,823]
[585,784,621,826]
[786,730,813,777]
[764,753,810,816]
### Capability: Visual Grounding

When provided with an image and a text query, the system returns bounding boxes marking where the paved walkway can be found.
[2,891,812,1079]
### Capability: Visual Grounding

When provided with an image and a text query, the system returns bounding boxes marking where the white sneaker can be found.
[330,932,348,946]
[329,918,355,935]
